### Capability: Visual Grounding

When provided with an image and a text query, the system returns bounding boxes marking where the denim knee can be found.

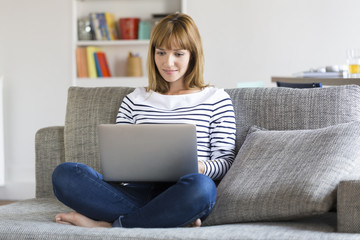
[52,162,79,185]
[52,162,77,199]
[177,173,217,223]
[52,162,72,184]
[179,173,217,206]
[52,162,97,200]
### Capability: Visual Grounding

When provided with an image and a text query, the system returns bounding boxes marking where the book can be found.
[102,54,111,77]
[96,52,111,77]
[87,12,117,40]
[86,46,102,78]
[105,12,118,40]
[89,13,102,40]
[97,13,108,40]
[93,52,102,77]
[75,47,89,78]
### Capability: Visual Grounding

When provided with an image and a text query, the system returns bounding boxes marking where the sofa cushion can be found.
[64,87,134,172]
[2,198,357,240]
[225,85,360,153]
[204,121,360,225]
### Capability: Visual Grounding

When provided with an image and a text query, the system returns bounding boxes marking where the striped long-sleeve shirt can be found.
[116,87,236,180]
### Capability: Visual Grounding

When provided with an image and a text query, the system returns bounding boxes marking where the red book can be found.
[96,52,111,77]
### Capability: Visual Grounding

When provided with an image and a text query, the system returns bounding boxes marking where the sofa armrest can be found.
[337,180,360,233]
[35,126,65,198]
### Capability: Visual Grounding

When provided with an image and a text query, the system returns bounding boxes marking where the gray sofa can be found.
[2,85,360,240]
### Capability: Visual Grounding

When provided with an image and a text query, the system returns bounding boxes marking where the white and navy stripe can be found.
[116,87,236,180]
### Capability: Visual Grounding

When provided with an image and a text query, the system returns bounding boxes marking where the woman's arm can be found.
[116,96,134,124]
[201,96,236,180]
[198,161,205,174]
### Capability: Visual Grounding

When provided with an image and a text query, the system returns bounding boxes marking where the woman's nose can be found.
[165,54,175,66]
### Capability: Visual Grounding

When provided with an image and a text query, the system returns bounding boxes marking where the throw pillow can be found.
[204,121,360,225]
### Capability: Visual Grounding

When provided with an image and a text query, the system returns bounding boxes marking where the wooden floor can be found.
[0,201,16,206]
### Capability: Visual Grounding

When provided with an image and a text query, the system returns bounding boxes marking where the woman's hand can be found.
[198,161,205,174]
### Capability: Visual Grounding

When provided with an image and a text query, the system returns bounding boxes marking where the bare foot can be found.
[55,212,112,228]
[185,218,201,227]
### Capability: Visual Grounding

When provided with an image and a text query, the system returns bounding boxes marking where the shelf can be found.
[75,77,148,87]
[77,40,150,46]
[72,0,186,87]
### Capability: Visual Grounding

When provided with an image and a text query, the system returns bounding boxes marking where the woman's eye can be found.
[175,52,184,57]
[156,51,165,56]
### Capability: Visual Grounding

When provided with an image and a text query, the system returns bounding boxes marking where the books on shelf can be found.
[89,12,118,40]
[82,12,152,41]
[76,46,111,78]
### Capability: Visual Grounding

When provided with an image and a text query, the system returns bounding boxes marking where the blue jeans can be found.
[52,162,217,228]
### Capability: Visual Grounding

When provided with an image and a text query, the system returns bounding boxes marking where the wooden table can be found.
[271,76,360,86]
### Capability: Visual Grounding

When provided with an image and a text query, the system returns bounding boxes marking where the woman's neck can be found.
[165,88,201,95]
[165,81,201,95]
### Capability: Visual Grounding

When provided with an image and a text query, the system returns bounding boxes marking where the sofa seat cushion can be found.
[205,121,360,225]
[2,198,360,240]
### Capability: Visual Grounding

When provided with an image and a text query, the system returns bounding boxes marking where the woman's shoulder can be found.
[125,87,149,100]
[128,87,147,95]
[203,87,231,101]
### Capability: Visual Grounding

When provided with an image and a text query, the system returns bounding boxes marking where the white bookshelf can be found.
[76,40,150,46]
[72,0,186,87]
[76,77,148,88]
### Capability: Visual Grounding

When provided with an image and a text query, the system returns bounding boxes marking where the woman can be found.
[52,13,236,228]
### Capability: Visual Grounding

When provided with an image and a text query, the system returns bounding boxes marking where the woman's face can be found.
[154,44,191,85]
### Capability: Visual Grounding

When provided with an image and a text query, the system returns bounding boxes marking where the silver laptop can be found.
[97,124,198,182]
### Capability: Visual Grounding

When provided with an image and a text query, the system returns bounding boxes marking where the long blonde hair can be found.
[146,13,207,93]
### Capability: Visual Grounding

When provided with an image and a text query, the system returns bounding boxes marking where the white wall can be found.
[0,0,359,199]
[0,0,71,199]
[0,76,4,186]
[188,0,360,88]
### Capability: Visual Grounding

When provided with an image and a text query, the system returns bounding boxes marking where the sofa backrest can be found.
[65,87,134,173]
[226,85,360,152]
[64,85,360,173]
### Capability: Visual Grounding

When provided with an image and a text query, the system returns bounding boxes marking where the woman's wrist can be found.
[198,161,205,174]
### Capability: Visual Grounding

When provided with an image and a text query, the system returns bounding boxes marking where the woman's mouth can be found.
[163,69,178,74]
